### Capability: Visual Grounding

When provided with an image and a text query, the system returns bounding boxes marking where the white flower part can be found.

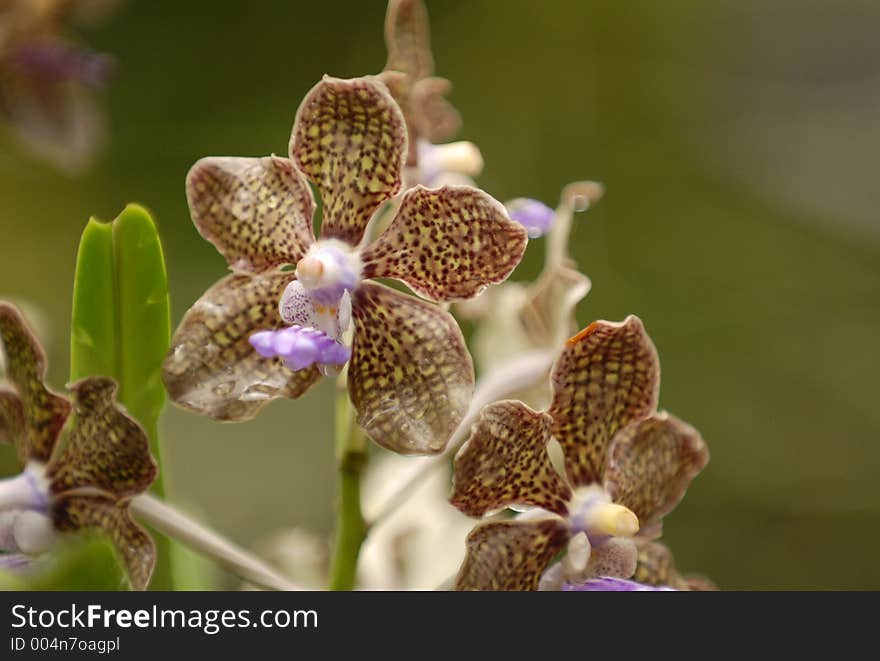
[568,484,640,539]
[564,531,592,576]
[279,281,352,344]
[417,139,483,187]
[0,463,50,513]
[294,240,362,300]
[11,510,58,554]
[359,455,474,590]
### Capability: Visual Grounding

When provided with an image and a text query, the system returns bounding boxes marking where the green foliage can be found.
[0,537,128,591]
[69,204,176,588]
[69,204,171,464]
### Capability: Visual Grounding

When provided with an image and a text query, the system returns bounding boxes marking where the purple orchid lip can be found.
[505,198,555,238]
[562,577,675,592]
[250,325,351,372]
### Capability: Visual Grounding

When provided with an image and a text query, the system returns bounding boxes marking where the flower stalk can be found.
[328,384,368,590]
[130,494,302,592]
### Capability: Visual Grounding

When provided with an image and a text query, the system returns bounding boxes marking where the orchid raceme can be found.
[0,302,157,590]
[162,74,528,455]
[380,0,483,188]
[449,316,709,590]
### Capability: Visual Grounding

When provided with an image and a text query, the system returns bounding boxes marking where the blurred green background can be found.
[2,0,879,589]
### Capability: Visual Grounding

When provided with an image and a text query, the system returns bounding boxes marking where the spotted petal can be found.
[53,493,155,591]
[455,518,569,591]
[604,412,708,526]
[0,302,70,463]
[362,186,528,302]
[632,541,691,590]
[186,156,315,272]
[163,272,320,421]
[0,389,25,459]
[290,76,406,247]
[47,377,157,498]
[549,317,660,487]
[450,400,571,517]
[384,0,434,80]
[348,282,473,454]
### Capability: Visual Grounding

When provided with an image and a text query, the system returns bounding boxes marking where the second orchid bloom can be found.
[163,75,528,455]
[450,316,709,590]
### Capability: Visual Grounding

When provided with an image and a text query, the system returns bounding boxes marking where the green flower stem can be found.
[327,383,368,591]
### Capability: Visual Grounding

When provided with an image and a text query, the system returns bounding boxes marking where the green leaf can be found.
[70,204,171,455]
[69,204,175,588]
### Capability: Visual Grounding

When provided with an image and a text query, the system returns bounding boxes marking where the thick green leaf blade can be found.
[70,204,171,445]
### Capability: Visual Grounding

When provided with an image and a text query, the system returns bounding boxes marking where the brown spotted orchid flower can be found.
[0,0,115,171]
[449,316,709,590]
[162,75,528,455]
[0,302,157,589]
[379,0,482,189]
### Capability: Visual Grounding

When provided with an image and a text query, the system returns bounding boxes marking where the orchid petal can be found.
[604,412,709,527]
[52,493,155,591]
[290,76,406,247]
[384,0,434,81]
[450,400,571,517]
[362,185,528,302]
[455,518,569,591]
[0,302,70,463]
[549,317,660,487]
[47,377,157,499]
[186,156,315,272]
[348,282,473,454]
[163,273,320,421]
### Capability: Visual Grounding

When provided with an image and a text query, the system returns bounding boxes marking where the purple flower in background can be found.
[505,198,556,238]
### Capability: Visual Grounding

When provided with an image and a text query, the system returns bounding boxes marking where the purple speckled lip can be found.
[250,325,350,371]
[506,198,555,238]
[562,577,675,592]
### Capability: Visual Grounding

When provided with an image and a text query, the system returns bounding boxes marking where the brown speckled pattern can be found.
[186,156,315,272]
[361,185,528,302]
[604,412,709,526]
[163,272,320,421]
[290,76,406,247]
[450,400,571,517]
[0,388,25,456]
[348,282,474,454]
[48,377,157,498]
[0,302,70,463]
[549,316,660,487]
[455,518,569,591]
[633,540,694,590]
[53,493,156,591]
